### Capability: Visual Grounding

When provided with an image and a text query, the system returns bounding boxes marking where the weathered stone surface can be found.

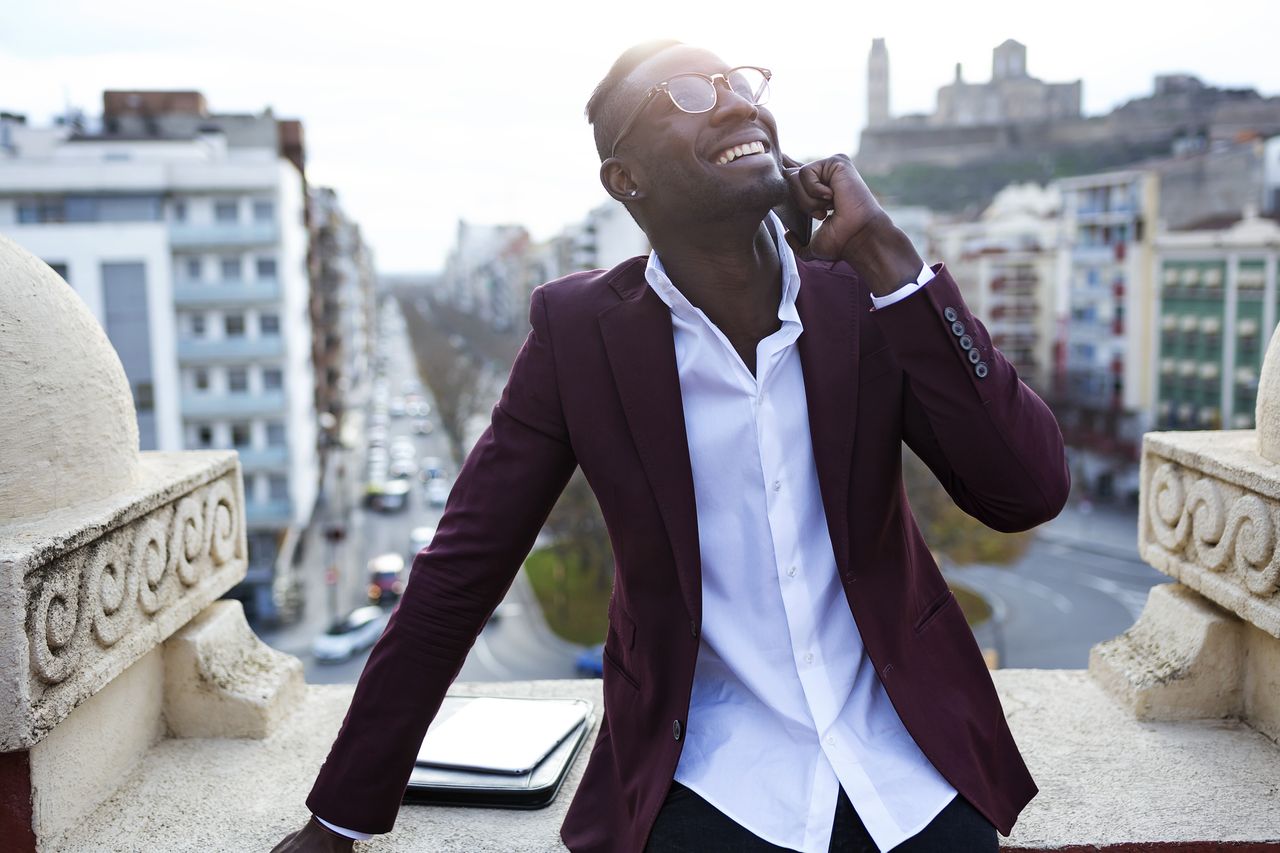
[1089,583,1244,719]
[0,232,139,521]
[1254,322,1280,465]
[164,601,304,739]
[1140,430,1280,637]
[0,451,246,750]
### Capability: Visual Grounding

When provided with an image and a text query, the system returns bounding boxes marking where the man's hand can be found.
[269,817,356,852]
[781,154,924,297]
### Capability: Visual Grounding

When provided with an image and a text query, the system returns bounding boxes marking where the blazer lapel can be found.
[598,265,702,624]
[796,262,860,578]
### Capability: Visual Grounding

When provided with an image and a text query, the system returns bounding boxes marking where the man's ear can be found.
[600,158,643,204]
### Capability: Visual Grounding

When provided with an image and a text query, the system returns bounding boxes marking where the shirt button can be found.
[772,480,781,492]
[673,719,683,741]
[787,566,797,577]
[825,735,836,746]
[804,652,814,665]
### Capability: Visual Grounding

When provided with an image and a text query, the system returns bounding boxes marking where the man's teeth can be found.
[716,140,766,165]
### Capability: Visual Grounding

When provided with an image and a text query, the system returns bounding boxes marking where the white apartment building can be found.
[930,184,1061,392]
[0,99,318,620]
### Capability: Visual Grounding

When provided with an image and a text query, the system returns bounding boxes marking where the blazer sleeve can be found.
[871,263,1070,532]
[306,285,578,833]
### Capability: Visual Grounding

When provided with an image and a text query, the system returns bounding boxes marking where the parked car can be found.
[425,478,450,508]
[412,418,434,436]
[420,456,446,480]
[408,525,436,559]
[364,479,411,512]
[575,644,604,677]
[367,552,407,605]
[312,606,388,663]
[389,458,418,479]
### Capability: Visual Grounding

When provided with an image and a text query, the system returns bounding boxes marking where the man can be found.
[274,40,1069,852]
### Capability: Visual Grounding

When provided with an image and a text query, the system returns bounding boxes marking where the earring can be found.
[628,190,637,197]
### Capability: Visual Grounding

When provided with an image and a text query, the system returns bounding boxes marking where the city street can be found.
[258,296,580,684]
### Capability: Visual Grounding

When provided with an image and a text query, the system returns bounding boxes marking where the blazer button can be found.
[968,348,981,364]
[673,719,683,741]
[975,362,989,378]
[689,620,698,639]
[944,307,958,322]
[959,334,973,350]
[950,320,965,337]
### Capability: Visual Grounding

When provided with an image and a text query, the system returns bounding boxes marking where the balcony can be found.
[172,279,281,307]
[235,446,290,470]
[181,390,287,418]
[169,221,279,248]
[177,336,285,362]
[245,498,293,526]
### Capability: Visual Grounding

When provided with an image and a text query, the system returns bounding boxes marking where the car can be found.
[389,458,417,479]
[364,479,411,512]
[367,552,407,605]
[420,456,445,480]
[575,643,604,677]
[389,397,407,417]
[407,400,431,418]
[425,478,450,508]
[408,525,436,560]
[311,606,389,663]
[390,438,416,460]
[412,418,434,436]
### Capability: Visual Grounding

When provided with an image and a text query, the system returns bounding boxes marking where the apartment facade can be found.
[0,96,318,620]
[1154,211,1280,431]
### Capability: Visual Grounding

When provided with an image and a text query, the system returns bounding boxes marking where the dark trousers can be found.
[645,781,997,853]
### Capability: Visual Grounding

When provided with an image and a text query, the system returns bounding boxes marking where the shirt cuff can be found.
[868,263,935,310]
[315,815,374,841]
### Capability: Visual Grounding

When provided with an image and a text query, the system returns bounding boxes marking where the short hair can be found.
[585,39,683,161]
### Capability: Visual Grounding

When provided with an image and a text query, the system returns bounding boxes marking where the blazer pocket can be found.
[602,637,640,691]
[603,604,640,690]
[912,589,957,634]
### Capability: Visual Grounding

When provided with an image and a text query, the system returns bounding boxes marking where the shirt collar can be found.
[644,211,802,326]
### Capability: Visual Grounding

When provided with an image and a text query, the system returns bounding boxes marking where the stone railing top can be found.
[0,233,139,521]
[0,450,247,750]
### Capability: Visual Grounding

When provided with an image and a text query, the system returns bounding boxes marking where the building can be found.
[309,187,376,448]
[1154,208,1280,431]
[440,220,531,329]
[856,39,1280,177]
[930,183,1061,391]
[0,93,319,620]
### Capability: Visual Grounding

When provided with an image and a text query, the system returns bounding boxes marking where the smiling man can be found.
[273,40,1069,853]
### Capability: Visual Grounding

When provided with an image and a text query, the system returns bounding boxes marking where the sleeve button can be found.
[950,321,965,336]
[944,307,958,322]
[968,348,981,364]
[975,362,989,378]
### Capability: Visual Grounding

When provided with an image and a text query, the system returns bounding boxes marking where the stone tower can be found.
[992,38,1027,80]
[867,38,890,128]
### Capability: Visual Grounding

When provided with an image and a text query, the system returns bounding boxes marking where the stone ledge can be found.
[50,672,1280,851]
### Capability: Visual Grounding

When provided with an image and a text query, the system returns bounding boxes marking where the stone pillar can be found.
[0,235,303,850]
[1090,319,1280,743]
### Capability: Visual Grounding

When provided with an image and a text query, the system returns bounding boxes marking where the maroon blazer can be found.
[307,256,1070,851]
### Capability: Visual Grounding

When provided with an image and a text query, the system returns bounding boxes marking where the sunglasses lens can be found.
[729,68,769,105]
[667,77,717,112]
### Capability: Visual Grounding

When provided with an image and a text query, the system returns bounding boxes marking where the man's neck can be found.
[649,219,783,341]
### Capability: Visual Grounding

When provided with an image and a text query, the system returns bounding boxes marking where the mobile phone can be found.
[773,152,814,247]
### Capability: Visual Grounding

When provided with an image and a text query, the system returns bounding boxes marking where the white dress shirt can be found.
[316,216,944,846]
[652,214,954,853]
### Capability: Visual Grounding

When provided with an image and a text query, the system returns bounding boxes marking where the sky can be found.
[2,1,1278,273]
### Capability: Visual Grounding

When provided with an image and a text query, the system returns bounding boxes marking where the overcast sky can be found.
[2,1,1277,273]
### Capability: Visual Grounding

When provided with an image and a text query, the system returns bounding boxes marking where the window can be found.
[255,257,277,279]
[195,425,214,449]
[45,262,69,282]
[220,257,241,281]
[224,314,245,337]
[253,200,274,223]
[193,368,210,391]
[173,201,187,222]
[133,381,154,411]
[185,257,202,281]
[190,313,207,337]
[268,474,289,502]
[230,422,252,448]
[259,313,280,335]
[262,367,283,390]
[215,200,239,223]
[227,367,248,393]
[266,422,286,446]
